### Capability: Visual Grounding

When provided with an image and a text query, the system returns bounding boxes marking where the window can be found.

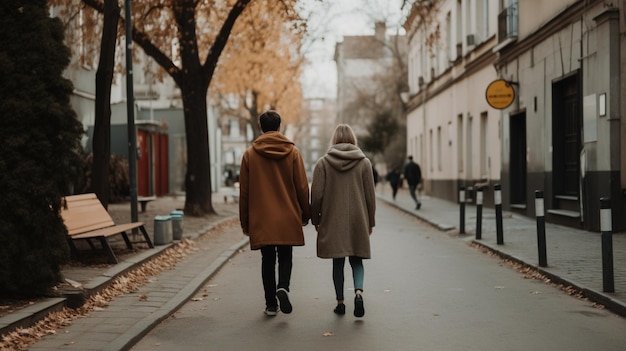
[480,112,488,178]
[498,0,518,43]
[229,120,240,138]
[437,126,442,172]
[476,0,489,42]
[457,114,463,173]
[429,129,434,172]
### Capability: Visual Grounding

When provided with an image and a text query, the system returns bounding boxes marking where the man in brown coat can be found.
[239,110,311,316]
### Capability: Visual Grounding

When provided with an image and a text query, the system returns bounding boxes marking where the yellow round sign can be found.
[485,79,515,109]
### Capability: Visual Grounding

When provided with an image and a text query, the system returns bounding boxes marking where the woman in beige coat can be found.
[310,124,376,318]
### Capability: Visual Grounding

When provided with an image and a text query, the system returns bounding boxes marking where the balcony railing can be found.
[498,2,518,43]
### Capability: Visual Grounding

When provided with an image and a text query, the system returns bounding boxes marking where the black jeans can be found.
[260,245,293,308]
[408,184,421,205]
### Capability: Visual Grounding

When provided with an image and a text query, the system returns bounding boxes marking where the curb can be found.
[377,194,455,231]
[107,236,249,351]
[471,239,626,318]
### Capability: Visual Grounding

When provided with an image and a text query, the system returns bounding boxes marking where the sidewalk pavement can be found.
[0,188,246,350]
[376,184,626,317]
[2,185,625,349]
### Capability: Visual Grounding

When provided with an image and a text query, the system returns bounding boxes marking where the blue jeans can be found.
[260,246,292,308]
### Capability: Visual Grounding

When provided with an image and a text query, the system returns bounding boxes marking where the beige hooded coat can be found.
[239,131,311,250]
[310,143,376,259]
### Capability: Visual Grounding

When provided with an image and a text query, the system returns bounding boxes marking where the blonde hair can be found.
[331,124,357,146]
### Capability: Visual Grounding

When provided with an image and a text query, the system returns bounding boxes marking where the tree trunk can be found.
[181,75,215,216]
[91,0,119,208]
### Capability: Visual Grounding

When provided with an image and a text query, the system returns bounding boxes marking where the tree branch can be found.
[81,0,181,84]
[201,0,251,79]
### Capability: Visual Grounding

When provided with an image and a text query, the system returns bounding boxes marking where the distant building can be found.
[334,22,408,136]
[299,98,337,180]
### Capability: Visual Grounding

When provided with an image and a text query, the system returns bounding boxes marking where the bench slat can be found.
[70,222,145,239]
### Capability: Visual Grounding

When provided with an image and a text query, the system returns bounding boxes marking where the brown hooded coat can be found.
[310,143,376,259]
[239,131,311,250]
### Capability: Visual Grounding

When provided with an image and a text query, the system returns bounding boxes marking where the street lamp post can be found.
[125,0,138,223]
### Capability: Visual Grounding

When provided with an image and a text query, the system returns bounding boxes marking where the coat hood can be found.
[323,143,366,172]
[252,131,294,160]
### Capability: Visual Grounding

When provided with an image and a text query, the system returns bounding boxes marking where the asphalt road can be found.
[132,201,626,351]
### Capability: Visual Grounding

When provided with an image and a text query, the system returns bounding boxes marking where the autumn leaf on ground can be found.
[322,331,334,337]
[191,297,204,301]
[139,294,148,301]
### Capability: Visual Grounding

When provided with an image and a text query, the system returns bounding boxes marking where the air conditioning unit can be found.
[418,76,424,86]
[456,42,462,58]
[466,34,476,46]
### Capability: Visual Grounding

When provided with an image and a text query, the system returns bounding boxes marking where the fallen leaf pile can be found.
[1,238,200,351]
[471,242,596,305]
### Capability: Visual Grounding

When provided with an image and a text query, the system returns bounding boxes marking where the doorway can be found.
[510,111,526,205]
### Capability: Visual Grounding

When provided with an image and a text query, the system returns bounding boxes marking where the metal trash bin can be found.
[170,210,184,240]
[153,215,173,245]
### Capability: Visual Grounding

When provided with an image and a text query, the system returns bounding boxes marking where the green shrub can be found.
[81,153,130,203]
[0,1,84,297]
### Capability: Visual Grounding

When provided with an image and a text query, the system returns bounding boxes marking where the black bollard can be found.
[535,190,547,267]
[600,198,614,293]
[495,184,503,245]
[476,187,483,240]
[459,186,466,234]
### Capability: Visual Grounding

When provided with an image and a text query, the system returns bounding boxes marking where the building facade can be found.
[495,0,626,231]
[404,0,501,205]
[299,98,338,179]
[405,0,626,232]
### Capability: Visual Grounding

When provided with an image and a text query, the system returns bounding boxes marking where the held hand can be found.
[315,225,319,232]
[369,227,373,235]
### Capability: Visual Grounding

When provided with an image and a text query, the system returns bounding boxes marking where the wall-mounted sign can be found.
[486,79,516,109]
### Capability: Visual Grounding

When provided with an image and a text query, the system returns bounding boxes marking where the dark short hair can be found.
[408,155,413,160]
[259,110,281,132]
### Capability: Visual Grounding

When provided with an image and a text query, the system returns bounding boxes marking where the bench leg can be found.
[85,238,97,250]
[140,225,154,248]
[98,237,119,264]
[140,201,148,212]
[120,232,133,249]
[67,239,81,261]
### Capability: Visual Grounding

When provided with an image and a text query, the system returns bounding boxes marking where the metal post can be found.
[459,186,465,234]
[475,187,483,240]
[125,0,138,223]
[600,198,614,293]
[535,190,547,267]
[495,183,503,245]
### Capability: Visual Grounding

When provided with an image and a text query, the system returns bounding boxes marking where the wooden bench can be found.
[137,195,157,212]
[61,193,154,264]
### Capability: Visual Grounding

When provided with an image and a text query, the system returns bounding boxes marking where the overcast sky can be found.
[300,0,408,99]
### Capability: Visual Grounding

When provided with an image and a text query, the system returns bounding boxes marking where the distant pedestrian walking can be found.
[386,168,401,200]
[239,110,311,317]
[310,124,376,318]
[404,155,422,210]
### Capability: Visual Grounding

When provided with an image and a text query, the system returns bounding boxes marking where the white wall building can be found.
[404,0,500,204]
